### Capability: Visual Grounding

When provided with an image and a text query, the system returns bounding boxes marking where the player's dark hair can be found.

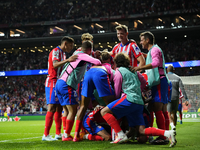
[114,53,130,68]
[81,41,93,52]
[61,36,74,44]
[167,65,175,72]
[140,31,155,44]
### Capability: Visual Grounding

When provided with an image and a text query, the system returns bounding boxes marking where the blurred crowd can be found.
[0,0,200,115]
[0,75,47,116]
[0,0,199,24]
[1,38,200,75]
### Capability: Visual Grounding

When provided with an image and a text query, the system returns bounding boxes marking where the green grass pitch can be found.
[0,119,200,150]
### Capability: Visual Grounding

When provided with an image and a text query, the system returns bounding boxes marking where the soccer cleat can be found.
[150,137,169,145]
[55,133,62,140]
[110,135,128,144]
[180,120,182,124]
[168,130,176,147]
[73,135,81,142]
[62,135,73,141]
[42,134,57,141]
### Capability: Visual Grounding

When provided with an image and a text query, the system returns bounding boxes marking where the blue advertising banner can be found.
[0,60,199,77]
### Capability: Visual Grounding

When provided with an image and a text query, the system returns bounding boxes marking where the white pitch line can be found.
[0,132,74,143]
[0,136,41,143]
[0,133,41,135]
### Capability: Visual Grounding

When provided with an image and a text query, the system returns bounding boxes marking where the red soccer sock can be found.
[88,134,104,141]
[44,111,54,136]
[163,111,170,130]
[65,119,74,135]
[179,112,182,120]
[144,127,165,136]
[62,116,67,131]
[150,112,154,127]
[103,113,122,133]
[155,111,166,139]
[54,112,62,135]
[74,120,82,137]
[7,116,10,120]
[155,111,165,129]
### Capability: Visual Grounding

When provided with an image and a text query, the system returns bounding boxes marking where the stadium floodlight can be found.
[165,37,167,39]
[55,26,64,31]
[138,20,143,24]
[197,14,200,18]
[179,16,185,21]
[0,32,4,36]
[16,29,25,34]
[158,18,162,22]
[73,25,82,30]
[95,23,103,28]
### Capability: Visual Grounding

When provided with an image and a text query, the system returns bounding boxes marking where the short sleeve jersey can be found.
[45,46,66,87]
[111,40,142,67]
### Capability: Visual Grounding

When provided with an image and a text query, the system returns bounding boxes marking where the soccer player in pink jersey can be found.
[132,31,171,144]
[42,36,78,141]
[109,24,145,69]
[101,53,176,147]
[55,41,102,141]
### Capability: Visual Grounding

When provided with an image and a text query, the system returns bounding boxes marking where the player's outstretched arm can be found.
[53,55,78,68]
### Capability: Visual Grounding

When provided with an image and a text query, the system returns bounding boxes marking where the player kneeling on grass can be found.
[73,50,115,142]
[100,53,176,147]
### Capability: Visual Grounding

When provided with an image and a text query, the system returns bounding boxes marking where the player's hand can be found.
[130,66,141,72]
[94,105,104,111]
[185,100,189,106]
[94,50,101,58]
[68,55,78,62]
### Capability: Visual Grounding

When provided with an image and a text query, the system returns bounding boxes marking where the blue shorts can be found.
[178,104,182,112]
[77,81,82,101]
[7,113,10,116]
[107,96,145,127]
[81,68,114,98]
[55,79,78,106]
[45,86,59,105]
[83,115,104,135]
[151,77,168,104]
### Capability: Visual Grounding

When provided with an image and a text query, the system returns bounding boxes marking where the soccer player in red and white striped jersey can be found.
[42,36,78,141]
[109,24,145,69]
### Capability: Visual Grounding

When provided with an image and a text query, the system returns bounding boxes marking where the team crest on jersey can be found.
[53,50,59,58]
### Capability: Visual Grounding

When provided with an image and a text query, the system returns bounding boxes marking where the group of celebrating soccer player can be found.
[42,24,177,147]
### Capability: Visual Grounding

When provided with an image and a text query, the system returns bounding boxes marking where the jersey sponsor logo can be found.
[0,72,5,76]
[53,50,59,58]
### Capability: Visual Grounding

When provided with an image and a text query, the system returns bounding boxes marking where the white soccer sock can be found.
[83,134,89,140]
[117,130,125,138]
[164,130,170,138]
[170,122,175,129]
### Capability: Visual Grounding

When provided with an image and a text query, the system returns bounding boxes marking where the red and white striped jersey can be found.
[111,40,142,67]
[45,46,66,87]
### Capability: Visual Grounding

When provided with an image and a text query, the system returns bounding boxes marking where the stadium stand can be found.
[0,0,200,115]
